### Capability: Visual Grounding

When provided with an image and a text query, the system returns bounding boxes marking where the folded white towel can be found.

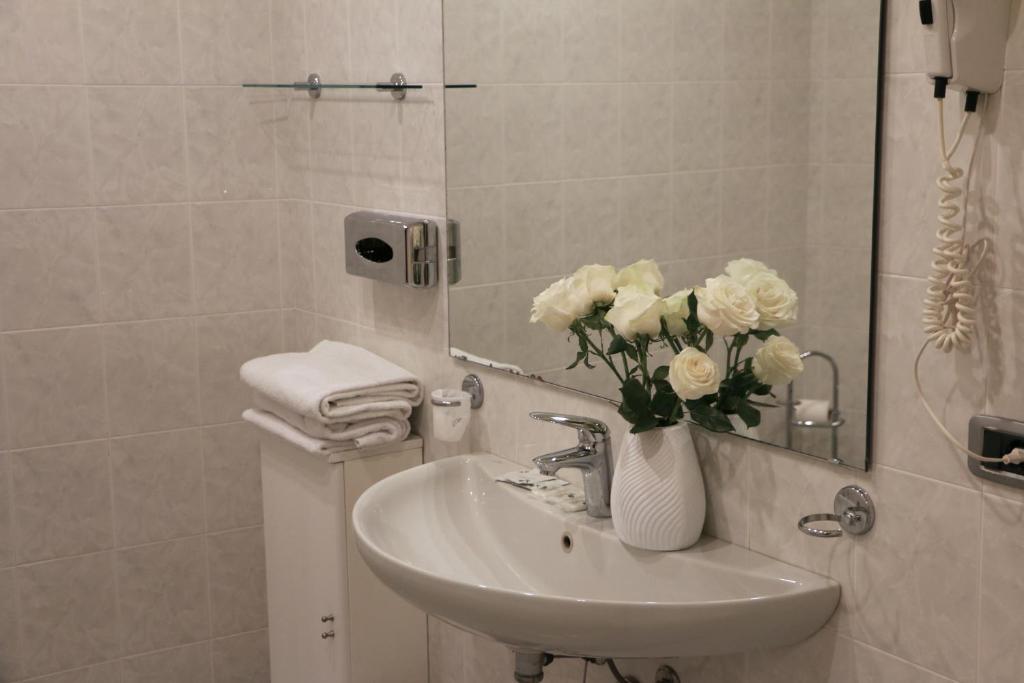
[253,393,412,441]
[240,340,423,423]
[243,408,411,454]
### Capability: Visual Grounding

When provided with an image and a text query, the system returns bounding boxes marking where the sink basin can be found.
[353,454,839,659]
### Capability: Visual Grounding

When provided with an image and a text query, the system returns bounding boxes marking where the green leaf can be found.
[651,389,678,418]
[652,365,670,382]
[607,335,629,355]
[565,350,586,370]
[687,291,699,318]
[751,329,779,341]
[688,404,733,433]
[735,399,761,428]
[631,414,661,434]
[620,378,655,430]
[732,333,749,354]
[579,311,606,330]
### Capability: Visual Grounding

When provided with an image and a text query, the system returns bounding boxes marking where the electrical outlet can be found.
[968,415,1024,489]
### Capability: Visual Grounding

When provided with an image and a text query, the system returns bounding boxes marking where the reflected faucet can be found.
[530,412,613,518]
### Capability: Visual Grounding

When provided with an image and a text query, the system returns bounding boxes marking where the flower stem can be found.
[576,325,625,384]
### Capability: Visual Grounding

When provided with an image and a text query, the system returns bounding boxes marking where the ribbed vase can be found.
[610,424,706,551]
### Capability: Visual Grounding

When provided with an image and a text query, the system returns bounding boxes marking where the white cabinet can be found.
[260,436,428,683]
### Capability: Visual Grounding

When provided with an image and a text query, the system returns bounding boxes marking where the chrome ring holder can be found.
[798,485,875,538]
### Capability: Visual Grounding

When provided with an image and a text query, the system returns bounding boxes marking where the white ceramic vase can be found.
[610,423,706,551]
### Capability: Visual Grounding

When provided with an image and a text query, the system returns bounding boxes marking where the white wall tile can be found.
[621,0,673,83]
[501,0,563,84]
[620,83,672,175]
[202,423,263,532]
[672,83,722,172]
[278,200,315,309]
[347,0,399,83]
[444,86,503,188]
[0,87,92,209]
[564,179,622,266]
[270,0,307,84]
[16,553,119,678]
[191,201,281,314]
[11,441,113,564]
[89,87,188,204]
[121,643,212,683]
[721,0,770,80]
[564,84,621,179]
[81,0,182,85]
[0,209,101,331]
[980,494,1024,683]
[0,567,18,680]
[502,183,565,281]
[180,0,272,85]
[95,204,195,322]
[110,430,205,546]
[674,0,723,81]
[2,327,108,449]
[0,0,84,84]
[211,630,270,683]
[116,537,211,655]
[207,527,268,637]
[196,312,283,426]
[851,467,980,682]
[102,319,200,436]
[564,0,620,83]
[503,85,564,183]
[185,88,277,201]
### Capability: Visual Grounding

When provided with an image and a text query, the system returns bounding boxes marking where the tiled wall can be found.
[445,0,818,379]
[4,2,1024,683]
[0,0,301,680]
[285,0,1024,682]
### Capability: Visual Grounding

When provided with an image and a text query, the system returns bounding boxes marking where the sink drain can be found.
[560,532,573,553]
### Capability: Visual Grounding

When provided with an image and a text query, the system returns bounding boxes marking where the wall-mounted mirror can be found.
[444,1,884,470]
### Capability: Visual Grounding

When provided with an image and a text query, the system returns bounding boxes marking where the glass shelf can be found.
[242,72,477,100]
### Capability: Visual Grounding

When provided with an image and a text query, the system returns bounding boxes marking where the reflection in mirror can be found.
[445,1,883,470]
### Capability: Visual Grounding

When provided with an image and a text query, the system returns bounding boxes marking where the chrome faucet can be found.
[530,412,613,518]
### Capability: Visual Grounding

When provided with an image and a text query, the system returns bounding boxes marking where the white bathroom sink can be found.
[353,454,839,659]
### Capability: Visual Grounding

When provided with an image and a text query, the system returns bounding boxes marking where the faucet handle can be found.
[529,412,609,444]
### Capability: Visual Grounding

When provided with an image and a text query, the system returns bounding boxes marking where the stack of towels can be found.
[240,340,423,454]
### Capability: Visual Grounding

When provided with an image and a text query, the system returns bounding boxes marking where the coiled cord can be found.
[922,98,977,352]
[914,96,1024,466]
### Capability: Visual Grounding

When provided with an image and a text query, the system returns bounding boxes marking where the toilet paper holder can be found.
[785,350,845,464]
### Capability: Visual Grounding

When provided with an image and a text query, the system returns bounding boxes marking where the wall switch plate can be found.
[968,415,1024,490]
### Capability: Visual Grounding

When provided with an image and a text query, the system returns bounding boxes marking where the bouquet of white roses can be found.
[530,258,805,434]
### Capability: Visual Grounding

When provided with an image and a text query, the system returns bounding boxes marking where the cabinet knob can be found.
[321,630,335,639]
[321,615,335,623]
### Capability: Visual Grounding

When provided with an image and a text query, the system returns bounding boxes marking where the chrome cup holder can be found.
[798,485,875,538]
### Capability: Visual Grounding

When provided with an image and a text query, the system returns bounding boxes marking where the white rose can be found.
[669,348,722,401]
[695,275,760,336]
[529,277,593,332]
[752,336,805,385]
[745,272,798,330]
[614,259,664,294]
[605,285,667,340]
[724,258,777,285]
[572,264,617,304]
[662,289,693,336]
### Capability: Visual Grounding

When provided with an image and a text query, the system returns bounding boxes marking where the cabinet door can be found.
[344,450,429,683]
[262,443,349,683]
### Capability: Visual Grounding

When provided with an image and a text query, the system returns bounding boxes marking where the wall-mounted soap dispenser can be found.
[345,211,461,288]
